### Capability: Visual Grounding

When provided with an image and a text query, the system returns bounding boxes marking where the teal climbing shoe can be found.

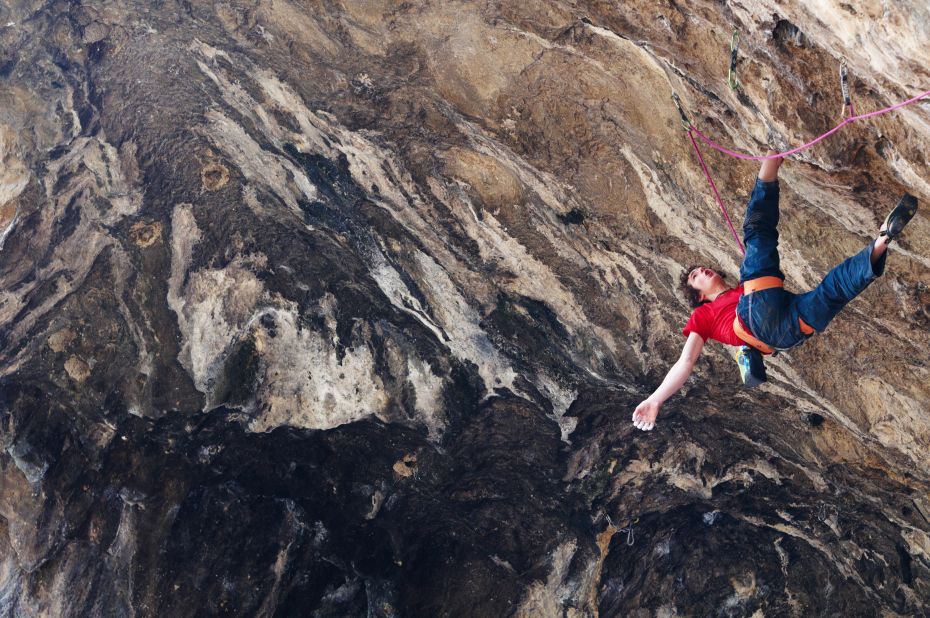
[735,345,766,388]
[880,193,918,243]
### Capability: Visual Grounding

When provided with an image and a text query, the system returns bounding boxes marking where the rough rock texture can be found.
[1,0,929,615]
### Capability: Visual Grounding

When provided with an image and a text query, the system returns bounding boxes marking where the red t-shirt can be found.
[682,286,744,346]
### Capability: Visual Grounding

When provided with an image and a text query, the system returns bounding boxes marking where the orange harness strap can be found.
[733,277,815,354]
[733,316,775,354]
[742,276,783,294]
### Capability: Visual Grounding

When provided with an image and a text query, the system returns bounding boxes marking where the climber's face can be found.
[687,267,722,301]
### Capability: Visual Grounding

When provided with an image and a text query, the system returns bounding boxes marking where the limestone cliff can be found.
[0,0,929,615]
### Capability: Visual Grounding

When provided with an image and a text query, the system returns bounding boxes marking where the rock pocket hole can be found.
[772,19,805,47]
[129,221,163,247]
[799,412,825,428]
[558,208,586,225]
[201,162,230,191]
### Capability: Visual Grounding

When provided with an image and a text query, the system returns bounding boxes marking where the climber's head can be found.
[681,266,726,308]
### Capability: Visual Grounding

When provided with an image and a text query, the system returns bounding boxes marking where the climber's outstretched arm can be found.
[632,332,705,431]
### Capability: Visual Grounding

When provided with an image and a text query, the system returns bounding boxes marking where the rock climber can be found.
[632,152,918,431]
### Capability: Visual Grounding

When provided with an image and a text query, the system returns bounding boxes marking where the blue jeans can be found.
[735,180,886,350]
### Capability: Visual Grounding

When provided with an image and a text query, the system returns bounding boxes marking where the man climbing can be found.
[632,152,918,431]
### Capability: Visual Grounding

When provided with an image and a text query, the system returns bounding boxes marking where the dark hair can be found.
[680,265,727,309]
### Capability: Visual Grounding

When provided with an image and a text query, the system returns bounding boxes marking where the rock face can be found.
[1,0,929,615]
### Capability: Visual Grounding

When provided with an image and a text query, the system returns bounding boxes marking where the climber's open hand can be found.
[632,399,660,431]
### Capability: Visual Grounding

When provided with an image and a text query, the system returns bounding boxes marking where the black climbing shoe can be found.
[880,193,918,243]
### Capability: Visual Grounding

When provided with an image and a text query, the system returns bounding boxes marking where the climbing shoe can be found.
[735,345,766,388]
[880,193,918,243]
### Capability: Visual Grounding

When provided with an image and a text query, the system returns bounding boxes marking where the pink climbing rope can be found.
[683,87,930,253]
[690,88,930,161]
[687,129,745,254]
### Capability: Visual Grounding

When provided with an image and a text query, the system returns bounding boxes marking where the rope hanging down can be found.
[674,79,930,254]
[674,94,746,253]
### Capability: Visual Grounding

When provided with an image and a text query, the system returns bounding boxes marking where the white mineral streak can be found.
[735,512,870,590]
[367,249,447,345]
[0,127,28,251]
[203,109,318,213]
[213,57,582,414]
[621,145,740,275]
[0,136,142,377]
[166,205,209,385]
[246,303,392,433]
[409,249,520,397]
[855,376,930,464]
[534,372,578,442]
[404,355,447,441]
[167,205,264,400]
[194,44,319,213]
[111,249,155,380]
[0,214,17,253]
[514,540,581,617]
[178,263,265,400]
[168,208,442,433]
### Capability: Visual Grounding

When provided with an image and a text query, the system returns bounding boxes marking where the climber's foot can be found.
[880,193,918,243]
[758,150,783,183]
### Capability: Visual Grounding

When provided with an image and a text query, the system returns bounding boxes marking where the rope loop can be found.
[606,515,639,546]
[673,79,929,254]
[619,517,639,546]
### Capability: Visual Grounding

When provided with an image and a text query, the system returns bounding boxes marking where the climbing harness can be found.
[673,69,930,253]
[727,31,740,91]
[732,277,816,355]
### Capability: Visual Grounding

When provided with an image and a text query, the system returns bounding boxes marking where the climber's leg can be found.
[739,153,785,283]
[795,193,917,332]
[793,241,884,332]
